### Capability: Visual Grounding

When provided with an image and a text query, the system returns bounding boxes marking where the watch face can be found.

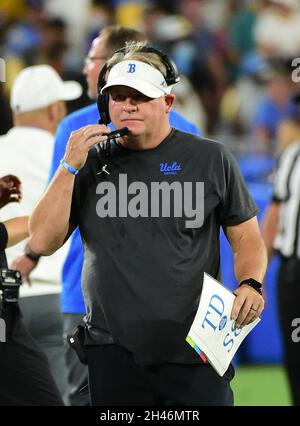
[240,278,263,294]
[248,279,262,289]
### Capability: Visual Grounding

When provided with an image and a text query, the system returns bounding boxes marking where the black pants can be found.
[87,344,234,406]
[62,313,89,406]
[0,303,64,406]
[277,256,300,406]
[19,294,67,402]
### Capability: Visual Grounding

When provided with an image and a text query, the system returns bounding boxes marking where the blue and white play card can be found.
[187,273,261,376]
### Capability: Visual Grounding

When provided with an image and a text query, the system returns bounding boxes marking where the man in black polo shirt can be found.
[29,43,267,406]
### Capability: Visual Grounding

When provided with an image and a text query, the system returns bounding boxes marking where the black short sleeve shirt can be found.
[70,129,258,365]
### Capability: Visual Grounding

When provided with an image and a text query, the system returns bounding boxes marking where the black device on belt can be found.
[0,249,22,304]
[0,249,23,339]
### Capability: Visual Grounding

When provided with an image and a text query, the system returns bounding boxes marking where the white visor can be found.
[101,60,173,98]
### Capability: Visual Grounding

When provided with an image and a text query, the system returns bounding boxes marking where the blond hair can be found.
[106,41,167,77]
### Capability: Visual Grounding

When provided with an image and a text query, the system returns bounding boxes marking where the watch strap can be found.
[24,243,41,264]
[239,278,263,295]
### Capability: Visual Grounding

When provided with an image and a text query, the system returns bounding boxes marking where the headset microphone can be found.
[94,127,129,159]
[106,127,129,141]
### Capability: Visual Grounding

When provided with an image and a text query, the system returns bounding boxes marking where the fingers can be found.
[0,186,22,208]
[26,275,32,287]
[231,287,264,330]
[74,124,112,142]
[0,175,22,197]
[64,125,112,170]
[1,174,22,189]
[3,175,22,186]
[20,272,32,286]
[81,125,112,148]
[8,187,22,202]
[235,303,260,329]
[4,188,22,205]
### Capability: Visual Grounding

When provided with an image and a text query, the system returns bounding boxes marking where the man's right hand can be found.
[64,125,112,171]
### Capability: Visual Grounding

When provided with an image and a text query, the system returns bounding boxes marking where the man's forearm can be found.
[226,218,266,328]
[4,216,29,247]
[233,233,267,284]
[261,203,280,261]
[30,123,120,255]
[29,167,75,255]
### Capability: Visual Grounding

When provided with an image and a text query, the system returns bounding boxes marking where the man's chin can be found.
[120,121,144,134]
[122,128,141,138]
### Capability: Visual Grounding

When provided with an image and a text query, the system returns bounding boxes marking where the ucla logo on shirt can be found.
[160,162,182,176]
[127,63,136,73]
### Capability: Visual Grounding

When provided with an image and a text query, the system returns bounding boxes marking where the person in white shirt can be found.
[0,64,82,402]
[254,0,300,59]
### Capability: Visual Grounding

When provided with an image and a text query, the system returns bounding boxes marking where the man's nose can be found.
[123,105,137,112]
[122,99,137,112]
[124,96,137,106]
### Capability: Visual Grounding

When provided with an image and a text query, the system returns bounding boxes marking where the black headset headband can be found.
[97,45,180,124]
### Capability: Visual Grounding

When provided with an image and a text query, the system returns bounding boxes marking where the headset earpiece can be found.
[97,63,110,124]
[133,46,180,86]
[155,50,180,86]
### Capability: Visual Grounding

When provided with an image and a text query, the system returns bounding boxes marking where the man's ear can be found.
[165,94,176,113]
[46,103,56,122]
[47,101,66,122]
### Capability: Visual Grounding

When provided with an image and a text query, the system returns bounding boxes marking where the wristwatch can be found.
[24,243,41,264]
[239,278,263,295]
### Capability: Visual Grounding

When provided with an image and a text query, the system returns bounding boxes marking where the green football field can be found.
[231,365,291,406]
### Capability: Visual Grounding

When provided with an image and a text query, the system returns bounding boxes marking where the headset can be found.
[96,45,180,125]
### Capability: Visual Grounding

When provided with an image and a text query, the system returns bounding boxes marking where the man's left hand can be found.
[231,284,265,329]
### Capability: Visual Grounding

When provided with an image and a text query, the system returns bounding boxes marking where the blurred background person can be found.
[262,115,300,405]
[2,0,45,92]
[251,63,299,154]
[0,84,12,135]
[254,0,300,61]
[0,64,82,402]
[176,0,227,133]
[145,12,207,131]
[219,54,270,138]
[276,117,300,154]
[226,0,261,79]
[0,174,63,406]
